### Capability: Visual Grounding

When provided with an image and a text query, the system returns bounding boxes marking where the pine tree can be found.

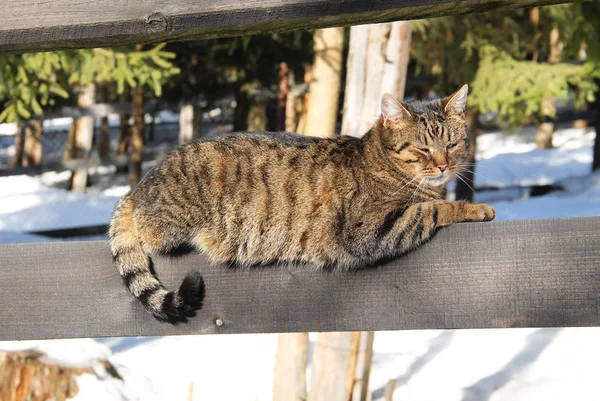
[411,3,600,199]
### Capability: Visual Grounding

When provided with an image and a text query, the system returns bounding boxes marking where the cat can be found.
[109,84,495,324]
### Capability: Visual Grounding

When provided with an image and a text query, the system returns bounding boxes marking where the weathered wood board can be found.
[1,217,599,341]
[1,0,582,52]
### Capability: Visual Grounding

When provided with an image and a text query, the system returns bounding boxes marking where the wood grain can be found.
[1,0,581,53]
[0,217,599,341]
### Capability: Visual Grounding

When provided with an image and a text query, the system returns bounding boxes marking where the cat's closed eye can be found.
[446,143,458,149]
[416,147,430,155]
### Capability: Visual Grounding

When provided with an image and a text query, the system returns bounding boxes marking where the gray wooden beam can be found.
[1,216,599,341]
[1,0,581,53]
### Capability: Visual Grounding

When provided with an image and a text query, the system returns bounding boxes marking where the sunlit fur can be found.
[109,85,495,324]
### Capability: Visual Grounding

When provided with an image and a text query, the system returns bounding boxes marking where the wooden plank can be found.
[1,0,580,53]
[1,216,599,341]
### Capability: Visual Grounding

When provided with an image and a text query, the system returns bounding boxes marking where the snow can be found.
[2,329,600,401]
[0,122,599,400]
[0,174,121,232]
[475,126,595,188]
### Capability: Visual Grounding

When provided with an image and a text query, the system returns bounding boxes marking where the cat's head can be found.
[379,85,469,187]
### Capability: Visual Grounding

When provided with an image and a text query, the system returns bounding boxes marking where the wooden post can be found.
[129,85,144,187]
[351,332,375,401]
[308,332,361,401]
[304,27,344,138]
[272,333,309,401]
[71,83,95,192]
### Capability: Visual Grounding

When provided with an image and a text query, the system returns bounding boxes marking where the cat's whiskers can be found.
[454,164,493,182]
[405,177,425,207]
[455,172,477,195]
[455,162,491,170]
[386,174,421,200]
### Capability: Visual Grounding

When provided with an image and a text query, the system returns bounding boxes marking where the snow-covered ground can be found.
[0,123,599,401]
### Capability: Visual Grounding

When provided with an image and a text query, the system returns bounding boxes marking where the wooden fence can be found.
[0,0,596,342]
[1,217,599,341]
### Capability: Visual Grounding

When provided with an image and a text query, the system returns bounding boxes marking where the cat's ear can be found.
[381,93,411,126]
[443,84,469,116]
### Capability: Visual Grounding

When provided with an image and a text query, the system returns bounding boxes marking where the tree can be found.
[272,333,309,401]
[304,27,345,138]
[342,22,412,137]
[322,21,412,401]
[0,45,180,190]
[163,32,313,136]
[410,3,599,200]
[580,1,600,172]
[70,84,96,192]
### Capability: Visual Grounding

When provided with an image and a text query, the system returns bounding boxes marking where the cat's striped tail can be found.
[108,195,204,324]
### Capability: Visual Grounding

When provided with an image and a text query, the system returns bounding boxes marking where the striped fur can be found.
[109,86,495,323]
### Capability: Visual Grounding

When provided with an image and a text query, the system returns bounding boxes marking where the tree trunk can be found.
[234,85,249,132]
[129,85,144,187]
[0,351,93,401]
[272,333,309,401]
[384,379,396,401]
[341,24,369,138]
[117,91,131,156]
[63,120,76,162]
[455,110,479,202]
[351,331,375,401]
[308,332,361,401]
[285,71,298,132]
[276,62,290,132]
[11,123,24,167]
[98,86,111,158]
[536,122,555,149]
[71,84,96,193]
[341,21,412,138]
[304,27,345,138]
[22,120,43,167]
[296,65,312,135]
[535,26,560,150]
[99,116,110,158]
[179,104,203,144]
[247,91,267,131]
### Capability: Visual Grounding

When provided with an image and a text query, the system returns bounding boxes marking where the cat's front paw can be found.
[472,203,496,222]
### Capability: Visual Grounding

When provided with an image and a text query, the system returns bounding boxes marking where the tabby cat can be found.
[109,84,495,323]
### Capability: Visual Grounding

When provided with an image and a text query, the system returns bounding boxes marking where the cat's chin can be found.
[424,174,452,187]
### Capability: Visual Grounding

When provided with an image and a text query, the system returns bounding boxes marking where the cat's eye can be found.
[446,143,457,149]
[416,147,430,154]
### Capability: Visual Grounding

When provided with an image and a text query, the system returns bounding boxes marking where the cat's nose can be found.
[437,164,448,173]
